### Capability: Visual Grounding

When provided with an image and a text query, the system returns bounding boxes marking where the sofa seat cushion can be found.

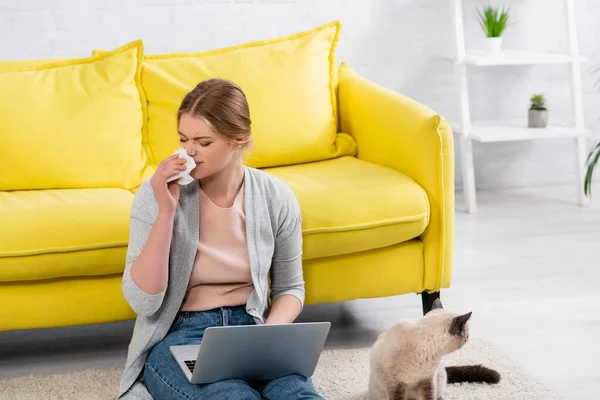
[264,156,430,260]
[0,189,134,282]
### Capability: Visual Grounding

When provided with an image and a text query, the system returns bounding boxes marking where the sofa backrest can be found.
[139,20,355,169]
[0,41,153,191]
[0,21,357,191]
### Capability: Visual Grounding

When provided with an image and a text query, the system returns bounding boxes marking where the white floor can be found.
[1,184,599,399]
[449,184,600,399]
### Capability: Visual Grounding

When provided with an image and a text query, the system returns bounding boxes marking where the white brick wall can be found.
[3,0,599,190]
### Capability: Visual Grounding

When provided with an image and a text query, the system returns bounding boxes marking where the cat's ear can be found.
[431,299,444,310]
[450,312,472,336]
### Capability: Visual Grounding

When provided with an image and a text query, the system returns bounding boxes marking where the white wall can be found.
[3,0,599,190]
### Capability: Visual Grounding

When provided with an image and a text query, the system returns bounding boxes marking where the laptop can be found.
[169,321,331,384]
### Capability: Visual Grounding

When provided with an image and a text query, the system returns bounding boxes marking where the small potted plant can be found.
[528,94,548,128]
[477,5,510,56]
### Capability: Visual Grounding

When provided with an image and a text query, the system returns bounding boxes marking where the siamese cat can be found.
[368,299,500,400]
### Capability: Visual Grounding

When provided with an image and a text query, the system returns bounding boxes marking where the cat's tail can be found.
[445,365,501,384]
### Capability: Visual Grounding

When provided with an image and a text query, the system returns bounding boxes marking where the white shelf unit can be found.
[445,50,589,67]
[449,0,590,213]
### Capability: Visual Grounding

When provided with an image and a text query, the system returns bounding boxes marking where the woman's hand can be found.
[150,154,188,215]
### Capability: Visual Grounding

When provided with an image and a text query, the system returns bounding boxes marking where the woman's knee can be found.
[201,379,261,399]
[144,341,194,399]
[262,374,323,399]
[144,362,190,400]
[144,367,261,400]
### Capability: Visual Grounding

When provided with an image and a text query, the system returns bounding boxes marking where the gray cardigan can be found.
[118,166,305,399]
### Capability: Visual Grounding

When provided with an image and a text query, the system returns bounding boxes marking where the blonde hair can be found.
[177,78,252,147]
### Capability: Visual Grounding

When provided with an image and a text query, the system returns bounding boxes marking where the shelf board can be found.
[451,119,590,143]
[446,50,589,67]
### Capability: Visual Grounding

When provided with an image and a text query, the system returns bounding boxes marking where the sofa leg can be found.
[421,291,440,315]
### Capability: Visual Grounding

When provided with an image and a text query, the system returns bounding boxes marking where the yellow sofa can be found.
[0,21,454,332]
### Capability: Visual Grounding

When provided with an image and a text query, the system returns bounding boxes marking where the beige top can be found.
[180,182,254,311]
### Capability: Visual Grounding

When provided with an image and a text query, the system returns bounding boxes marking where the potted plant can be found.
[528,94,548,128]
[477,5,510,56]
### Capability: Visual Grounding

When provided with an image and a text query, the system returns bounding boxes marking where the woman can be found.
[117,78,323,399]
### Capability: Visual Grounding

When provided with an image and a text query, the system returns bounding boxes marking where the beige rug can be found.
[0,338,560,400]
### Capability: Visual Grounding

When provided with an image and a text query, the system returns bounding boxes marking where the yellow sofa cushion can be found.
[264,156,430,260]
[0,189,134,282]
[0,40,153,191]
[96,21,356,168]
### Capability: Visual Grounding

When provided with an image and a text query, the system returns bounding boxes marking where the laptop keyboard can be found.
[184,360,196,373]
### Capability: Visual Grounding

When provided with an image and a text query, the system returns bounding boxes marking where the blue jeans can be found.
[144,305,324,399]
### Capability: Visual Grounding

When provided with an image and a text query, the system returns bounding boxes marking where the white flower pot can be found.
[484,37,502,56]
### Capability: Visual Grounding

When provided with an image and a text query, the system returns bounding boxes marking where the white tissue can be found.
[166,147,196,185]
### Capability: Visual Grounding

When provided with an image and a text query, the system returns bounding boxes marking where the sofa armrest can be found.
[338,63,454,291]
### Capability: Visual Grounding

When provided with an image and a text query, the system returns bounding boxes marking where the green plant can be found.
[529,94,547,111]
[584,64,600,197]
[477,6,510,37]
[584,142,599,196]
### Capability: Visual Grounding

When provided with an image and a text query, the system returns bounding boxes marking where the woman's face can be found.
[178,113,242,180]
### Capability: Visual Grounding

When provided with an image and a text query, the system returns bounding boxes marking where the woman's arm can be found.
[121,182,174,317]
[129,210,175,295]
[123,156,186,317]
[266,294,302,324]
[266,195,305,324]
